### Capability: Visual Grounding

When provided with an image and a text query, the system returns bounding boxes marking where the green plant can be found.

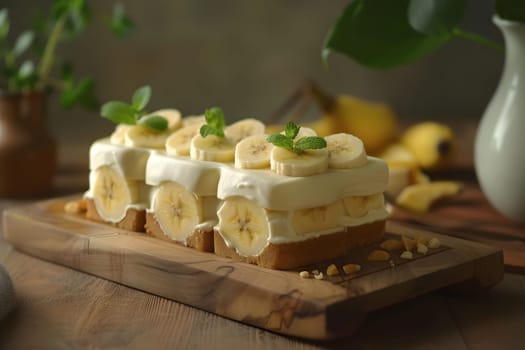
[0,0,133,109]
[267,121,327,154]
[323,0,524,68]
[101,85,168,131]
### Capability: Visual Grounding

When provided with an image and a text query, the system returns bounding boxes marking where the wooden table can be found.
[1,156,525,349]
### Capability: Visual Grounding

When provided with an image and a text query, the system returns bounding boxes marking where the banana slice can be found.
[294,126,317,139]
[343,193,384,218]
[91,165,135,222]
[292,200,346,235]
[325,133,367,169]
[150,109,182,130]
[234,134,273,169]
[165,123,202,156]
[270,147,328,177]
[396,181,462,213]
[152,181,202,242]
[224,118,265,144]
[217,196,269,256]
[190,134,235,162]
[182,115,205,127]
[124,124,172,149]
[109,124,132,145]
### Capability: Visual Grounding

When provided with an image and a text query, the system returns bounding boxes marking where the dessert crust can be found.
[85,198,146,232]
[145,212,214,252]
[213,220,386,270]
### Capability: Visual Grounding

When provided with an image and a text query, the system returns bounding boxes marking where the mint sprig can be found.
[267,121,327,154]
[100,85,167,131]
[200,107,225,137]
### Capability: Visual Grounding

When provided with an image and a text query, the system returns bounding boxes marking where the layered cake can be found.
[85,107,389,269]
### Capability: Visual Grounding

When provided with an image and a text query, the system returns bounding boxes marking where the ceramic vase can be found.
[475,16,525,222]
[0,91,56,197]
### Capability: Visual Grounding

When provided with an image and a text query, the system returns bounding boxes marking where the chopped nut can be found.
[368,249,391,261]
[416,236,429,246]
[380,239,404,251]
[402,236,417,251]
[389,260,396,268]
[428,237,441,249]
[299,271,310,279]
[400,250,414,259]
[311,269,319,275]
[417,243,429,255]
[313,272,324,280]
[326,264,339,276]
[342,263,361,274]
[64,199,87,214]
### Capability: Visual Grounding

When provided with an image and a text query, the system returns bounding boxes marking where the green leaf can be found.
[0,8,10,39]
[202,107,225,137]
[139,115,168,131]
[323,0,452,69]
[284,121,300,139]
[13,31,35,57]
[18,60,35,79]
[408,0,466,36]
[496,0,525,22]
[267,134,293,151]
[111,3,134,38]
[61,83,98,110]
[294,136,327,152]
[100,101,136,125]
[132,85,151,111]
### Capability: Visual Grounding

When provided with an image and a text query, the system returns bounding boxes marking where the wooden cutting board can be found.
[2,196,504,340]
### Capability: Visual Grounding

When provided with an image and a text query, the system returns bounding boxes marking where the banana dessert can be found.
[87,91,389,268]
[85,107,182,231]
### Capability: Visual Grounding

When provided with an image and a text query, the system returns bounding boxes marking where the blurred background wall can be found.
[4,0,503,164]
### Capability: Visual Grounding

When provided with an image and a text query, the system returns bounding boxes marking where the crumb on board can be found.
[402,236,417,251]
[326,264,339,276]
[342,263,361,274]
[428,237,441,249]
[389,260,395,268]
[313,271,324,280]
[380,239,404,251]
[299,271,310,279]
[368,249,391,262]
[401,250,414,259]
[417,243,429,255]
[64,199,87,214]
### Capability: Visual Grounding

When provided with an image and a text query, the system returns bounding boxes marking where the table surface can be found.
[1,133,525,350]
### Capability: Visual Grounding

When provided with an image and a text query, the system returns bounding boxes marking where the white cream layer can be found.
[90,138,151,180]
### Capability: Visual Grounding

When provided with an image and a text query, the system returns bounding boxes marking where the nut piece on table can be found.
[299,271,310,279]
[417,243,429,255]
[402,236,417,251]
[326,264,339,276]
[342,263,361,274]
[64,199,87,214]
[313,272,324,280]
[380,239,404,251]
[428,237,441,249]
[368,249,391,261]
[400,250,414,259]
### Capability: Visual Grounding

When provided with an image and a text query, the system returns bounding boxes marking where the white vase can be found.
[475,16,525,222]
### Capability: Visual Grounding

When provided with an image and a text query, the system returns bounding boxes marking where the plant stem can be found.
[37,16,65,89]
[452,28,504,52]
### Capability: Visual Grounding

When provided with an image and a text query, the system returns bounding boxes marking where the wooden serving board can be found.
[2,196,504,340]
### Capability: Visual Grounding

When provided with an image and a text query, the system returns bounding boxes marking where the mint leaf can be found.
[267,134,293,151]
[101,101,136,124]
[294,136,327,153]
[13,30,34,57]
[139,115,167,131]
[132,85,151,111]
[284,121,300,139]
[201,107,225,137]
[111,3,134,38]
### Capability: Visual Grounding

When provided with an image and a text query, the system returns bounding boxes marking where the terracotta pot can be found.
[0,91,56,197]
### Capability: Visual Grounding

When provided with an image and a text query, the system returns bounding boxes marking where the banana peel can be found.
[396,181,463,214]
